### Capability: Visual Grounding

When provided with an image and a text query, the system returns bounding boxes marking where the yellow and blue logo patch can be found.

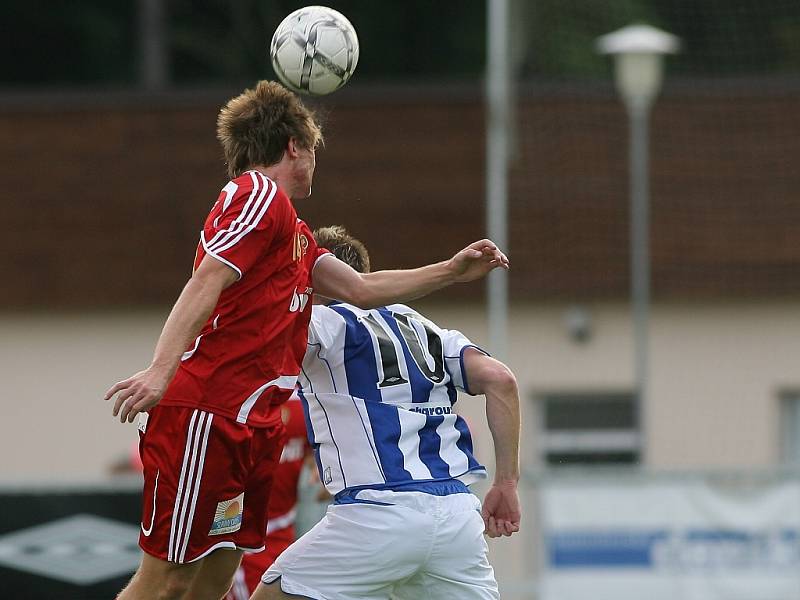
[209,493,244,536]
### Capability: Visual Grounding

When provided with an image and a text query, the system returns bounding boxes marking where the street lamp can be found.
[486,0,510,362]
[597,25,679,465]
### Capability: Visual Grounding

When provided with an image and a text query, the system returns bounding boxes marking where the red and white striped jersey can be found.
[160,170,329,427]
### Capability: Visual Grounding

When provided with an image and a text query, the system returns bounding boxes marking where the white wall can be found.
[418,301,800,471]
[2,301,797,478]
[648,303,800,467]
[0,311,165,482]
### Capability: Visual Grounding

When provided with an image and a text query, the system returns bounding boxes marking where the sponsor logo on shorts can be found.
[323,466,333,485]
[209,493,244,536]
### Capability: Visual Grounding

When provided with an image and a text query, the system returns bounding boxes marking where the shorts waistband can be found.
[334,479,469,505]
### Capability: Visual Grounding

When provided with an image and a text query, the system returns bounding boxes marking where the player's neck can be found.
[250,163,297,198]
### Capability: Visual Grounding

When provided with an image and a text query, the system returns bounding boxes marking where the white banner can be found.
[540,477,800,600]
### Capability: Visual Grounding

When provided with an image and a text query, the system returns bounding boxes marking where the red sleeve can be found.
[200,172,282,279]
[303,227,333,284]
[314,246,331,264]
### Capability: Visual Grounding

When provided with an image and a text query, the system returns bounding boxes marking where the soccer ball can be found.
[270,6,360,96]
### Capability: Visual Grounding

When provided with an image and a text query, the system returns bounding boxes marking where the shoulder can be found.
[224,171,258,200]
[297,218,326,262]
[311,303,344,322]
[385,304,449,334]
[384,303,428,323]
[218,173,295,236]
[384,303,415,314]
[311,303,366,329]
[222,171,287,208]
[297,217,314,236]
[309,304,350,346]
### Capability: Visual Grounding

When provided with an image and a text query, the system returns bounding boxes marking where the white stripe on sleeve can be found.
[204,172,262,250]
[210,173,277,254]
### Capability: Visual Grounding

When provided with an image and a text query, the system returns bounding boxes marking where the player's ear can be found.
[287,137,300,158]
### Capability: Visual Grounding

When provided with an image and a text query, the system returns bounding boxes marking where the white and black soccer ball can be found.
[270,6,359,96]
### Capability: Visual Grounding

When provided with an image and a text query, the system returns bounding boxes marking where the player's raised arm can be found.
[104,255,238,423]
[312,239,509,309]
[462,347,522,538]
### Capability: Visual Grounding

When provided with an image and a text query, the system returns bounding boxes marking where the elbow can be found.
[486,362,518,395]
[470,357,518,396]
[341,276,379,309]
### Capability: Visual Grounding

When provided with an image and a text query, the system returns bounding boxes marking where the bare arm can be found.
[463,347,521,538]
[312,239,509,309]
[104,255,238,423]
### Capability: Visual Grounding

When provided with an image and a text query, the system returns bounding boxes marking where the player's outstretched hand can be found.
[481,480,521,538]
[448,239,509,283]
[104,367,170,424]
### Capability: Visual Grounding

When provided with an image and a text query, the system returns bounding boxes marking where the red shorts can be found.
[138,405,285,563]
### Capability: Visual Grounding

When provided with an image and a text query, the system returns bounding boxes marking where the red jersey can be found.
[161,170,327,427]
[267,396,309,528]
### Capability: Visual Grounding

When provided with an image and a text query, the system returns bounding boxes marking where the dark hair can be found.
[216,80,323,178]
[313,226,371,274]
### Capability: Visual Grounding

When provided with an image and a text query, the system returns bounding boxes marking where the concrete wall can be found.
[4,87,800,310]
[2,301,796,477]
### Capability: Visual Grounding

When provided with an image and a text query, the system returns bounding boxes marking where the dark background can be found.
[0,489,141,598]
[3,0,800,85]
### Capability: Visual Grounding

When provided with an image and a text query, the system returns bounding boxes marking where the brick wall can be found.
[1,85,798,309]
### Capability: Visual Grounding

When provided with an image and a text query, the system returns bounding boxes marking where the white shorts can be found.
[262,487,499,600]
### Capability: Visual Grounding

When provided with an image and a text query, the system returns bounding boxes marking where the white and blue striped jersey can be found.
[299,302,488,496]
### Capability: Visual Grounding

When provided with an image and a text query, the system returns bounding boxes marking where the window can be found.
[538,392,640,467]
[779,392,800,465]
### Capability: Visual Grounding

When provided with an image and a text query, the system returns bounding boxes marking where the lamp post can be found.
[597,25,679,465]
[486,0,510,362]
[139,0,169,90]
